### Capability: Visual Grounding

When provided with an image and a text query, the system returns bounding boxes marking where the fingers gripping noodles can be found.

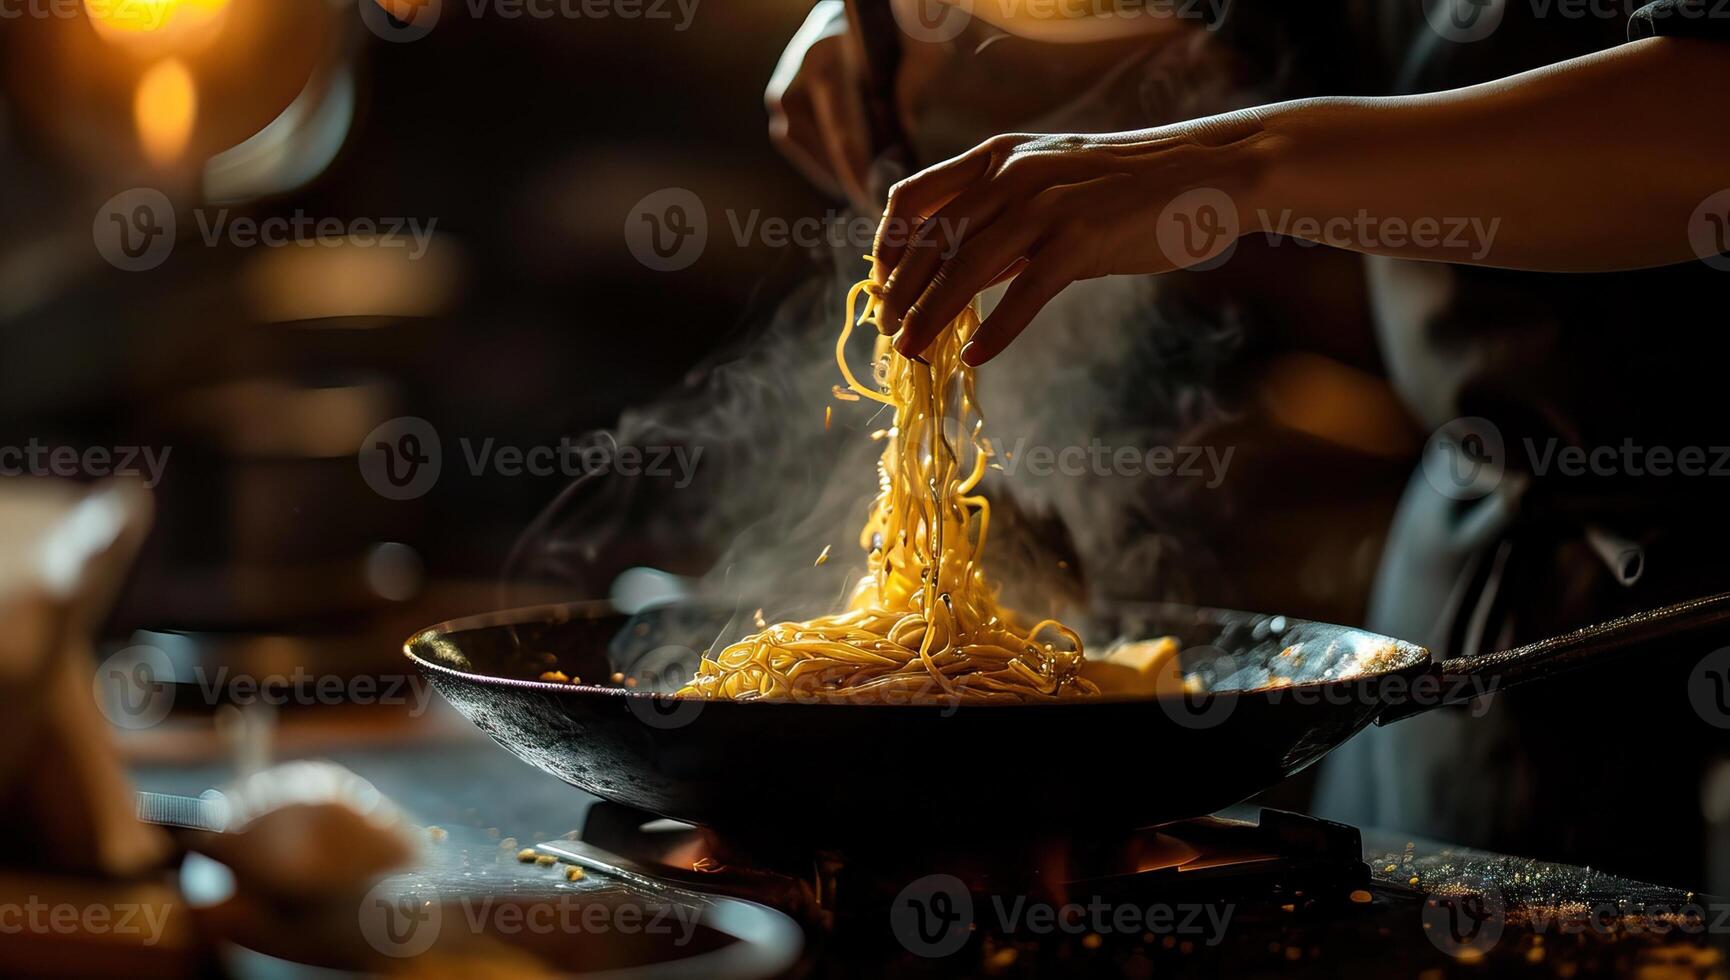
[678,278,1099,703]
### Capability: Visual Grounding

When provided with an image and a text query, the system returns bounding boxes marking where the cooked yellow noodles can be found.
[677,279,1099,703]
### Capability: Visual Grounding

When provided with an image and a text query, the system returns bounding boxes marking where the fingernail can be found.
[892,329,927,364]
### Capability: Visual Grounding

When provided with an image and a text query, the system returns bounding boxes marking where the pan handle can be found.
[1374,591,1730,725]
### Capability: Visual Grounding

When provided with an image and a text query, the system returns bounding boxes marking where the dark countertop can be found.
[130,703,1729,978]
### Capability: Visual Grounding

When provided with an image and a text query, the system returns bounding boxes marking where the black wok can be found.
[405,594,1730,837]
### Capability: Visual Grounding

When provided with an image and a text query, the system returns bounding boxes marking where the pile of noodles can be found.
[676,278,1099,704]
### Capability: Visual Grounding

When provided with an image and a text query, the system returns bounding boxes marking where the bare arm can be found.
[1260,36,1730,271]
[872,37,1730,365]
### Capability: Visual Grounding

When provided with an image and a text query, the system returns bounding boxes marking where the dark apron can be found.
[1185,1,1728,888]
[1310,232,1730,892]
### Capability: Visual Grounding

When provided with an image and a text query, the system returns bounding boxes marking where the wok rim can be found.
[403,599,1434,710]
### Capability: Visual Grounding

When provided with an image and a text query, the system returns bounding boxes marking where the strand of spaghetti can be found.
[834,283,895,406]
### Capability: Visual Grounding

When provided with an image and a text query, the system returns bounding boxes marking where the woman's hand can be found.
[766,2,875,213]
[872,116,1272,365]
[871,38,1730,367]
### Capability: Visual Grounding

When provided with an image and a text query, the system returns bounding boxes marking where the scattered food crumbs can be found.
[539,670,569,683]
[565,866,585,882]
[815,545,831,566]
[425,826,448,842]
[534,854,558,867]
[516,848,538,863]
[1349,889,1372,904]
[611,672,625,683]
[1081,934,1102,950]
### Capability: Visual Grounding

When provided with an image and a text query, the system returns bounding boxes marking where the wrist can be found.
[1236,96,1375,238]
[1170,104,1290,240]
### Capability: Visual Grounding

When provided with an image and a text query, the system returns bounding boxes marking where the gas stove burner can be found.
[534,806,1723,977]
[578,803,1366,888]
[559,804,1369,938]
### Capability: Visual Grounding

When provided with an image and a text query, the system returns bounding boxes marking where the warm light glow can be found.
[1260,352,1419,458]
[85,0,229,46]
[372,0,435,21]
[134,59,197,165]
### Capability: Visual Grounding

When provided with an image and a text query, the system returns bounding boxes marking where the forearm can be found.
[1244,37,1730,271]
